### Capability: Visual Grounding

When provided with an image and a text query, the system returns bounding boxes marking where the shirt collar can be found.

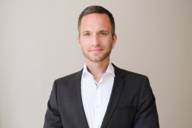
[82,63,115,77]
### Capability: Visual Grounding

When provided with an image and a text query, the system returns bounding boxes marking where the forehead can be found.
[80,13,112,31]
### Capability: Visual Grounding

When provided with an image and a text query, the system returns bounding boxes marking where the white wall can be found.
[0,0,192,128]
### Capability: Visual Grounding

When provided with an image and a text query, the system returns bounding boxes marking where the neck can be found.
[85,59,110,82]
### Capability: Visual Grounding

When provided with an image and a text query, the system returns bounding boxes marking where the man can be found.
[43,5,159,128]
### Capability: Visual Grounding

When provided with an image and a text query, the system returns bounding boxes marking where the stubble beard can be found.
[82,48,112,63]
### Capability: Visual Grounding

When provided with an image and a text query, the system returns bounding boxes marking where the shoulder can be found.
[53,69,82,87]
[113,64,151,94]
[113,64,148,81]
[113,64,154,102]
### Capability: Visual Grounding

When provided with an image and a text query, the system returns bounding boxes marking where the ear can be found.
[112,34,117,48]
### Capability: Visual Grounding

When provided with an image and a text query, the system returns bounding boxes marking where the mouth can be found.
[89,48,103,52]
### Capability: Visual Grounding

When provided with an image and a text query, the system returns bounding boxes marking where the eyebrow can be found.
[81,29,110,33]
[82,30,90,33]
[99,30,109,33]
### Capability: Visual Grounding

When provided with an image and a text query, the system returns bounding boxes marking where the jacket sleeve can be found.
[43,81,63,128]
[134,77,160,128]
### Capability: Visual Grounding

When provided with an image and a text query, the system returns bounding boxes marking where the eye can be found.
[100,31,109,36]
[82,31,91,36]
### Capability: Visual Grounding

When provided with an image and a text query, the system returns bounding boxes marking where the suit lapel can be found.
[101,65,125,128]
[73,70,89,128]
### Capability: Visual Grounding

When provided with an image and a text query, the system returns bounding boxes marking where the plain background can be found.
[0,0,191,128]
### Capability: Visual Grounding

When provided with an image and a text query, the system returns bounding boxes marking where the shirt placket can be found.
[94,81,102,128]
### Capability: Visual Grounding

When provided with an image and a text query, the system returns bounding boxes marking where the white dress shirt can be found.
[81,63,115,128]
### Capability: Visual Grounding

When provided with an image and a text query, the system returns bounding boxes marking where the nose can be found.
[92,34,100,47]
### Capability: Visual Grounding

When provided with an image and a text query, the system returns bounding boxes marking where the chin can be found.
[88,56,109,63]
[83,51,110,63]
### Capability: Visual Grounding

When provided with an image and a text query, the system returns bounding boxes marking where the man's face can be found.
[78,13,116,63]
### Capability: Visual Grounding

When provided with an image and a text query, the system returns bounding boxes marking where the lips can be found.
[89,48,103,52]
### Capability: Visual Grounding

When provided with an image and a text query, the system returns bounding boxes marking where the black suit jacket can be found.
[43,65,159,128]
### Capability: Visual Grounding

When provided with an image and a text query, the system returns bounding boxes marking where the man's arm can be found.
[43,81,63,128]
[134,77,160,128]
